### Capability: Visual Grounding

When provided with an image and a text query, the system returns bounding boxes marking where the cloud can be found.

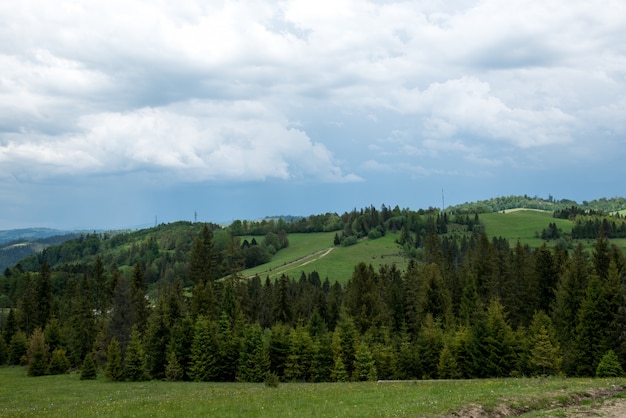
[0,100,359,183]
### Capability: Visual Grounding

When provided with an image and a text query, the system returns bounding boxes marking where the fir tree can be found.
[27,328,49,377]
[596,350,625,377]
[352,341,377,381]
[529,326,562,376]
[80,352,98,380]
[8,331,28,366]
[125,327,149,381]
[48,348,71,375]
[438,344,461,379]
[104,338,124,381]
[165,348,184,381]
[284,325,313,381]
[130,263,150,333]
[189,316,218,381]
[237,323,270,383]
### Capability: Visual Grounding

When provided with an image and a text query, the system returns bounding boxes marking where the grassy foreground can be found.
[1,367,625,417]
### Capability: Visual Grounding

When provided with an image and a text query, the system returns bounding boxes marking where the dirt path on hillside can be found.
[245,246,335,279]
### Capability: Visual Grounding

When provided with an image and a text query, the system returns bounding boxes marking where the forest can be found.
[0,199,626,383]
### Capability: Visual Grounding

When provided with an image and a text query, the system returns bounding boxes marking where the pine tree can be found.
[268,323,290,379]
[144,295,170,380]
[415,314,443,379]
[104,338,124,381]
[8,331,28,366]
[529,326,562,376]
[80,352,98,380]
[27,328,49,377]
[108,275,133,353]
[284,326,313,381]
[438,344,461,379]
[189,316,218,381]
[214,311,240,381]
[130,263,149,333]
[237,323,270,383]
[34,262,53,330]
[164,348,184,381]
[352,341,377,381]
[596,350,625,377]
[125,327,149,381]
[331,354,348,382]
[49,348,71,375]
[3,308,18,345]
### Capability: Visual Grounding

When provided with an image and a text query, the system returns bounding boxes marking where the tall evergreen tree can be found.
[27,328,49,376]
[104,338,124,381]
[125,327,149,381]
[34,262,53,330]
[189,316,218,381]
[130,263,149,333]
[237,323,270,383]
[284,325,313,381]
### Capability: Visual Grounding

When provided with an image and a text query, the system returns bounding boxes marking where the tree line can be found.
[1,223,625,381]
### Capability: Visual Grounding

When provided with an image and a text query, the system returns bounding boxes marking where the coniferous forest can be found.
[1,200,626,382]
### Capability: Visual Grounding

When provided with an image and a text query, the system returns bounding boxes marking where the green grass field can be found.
[241,232,407,284]
[480,210,572,247]
[1,367,625,417]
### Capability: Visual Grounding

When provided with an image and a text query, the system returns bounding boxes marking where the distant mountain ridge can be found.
[0,229,85,272]
[0,228,73,245]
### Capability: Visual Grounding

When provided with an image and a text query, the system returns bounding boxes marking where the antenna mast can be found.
[442,188,445,212]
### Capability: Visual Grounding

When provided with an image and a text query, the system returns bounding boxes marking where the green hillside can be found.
[480,209,572,247]
[241,232,407,283]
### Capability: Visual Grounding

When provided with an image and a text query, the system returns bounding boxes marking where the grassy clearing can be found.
[480,210,572,247]
[241,232,407,285]
[1,367,625,417]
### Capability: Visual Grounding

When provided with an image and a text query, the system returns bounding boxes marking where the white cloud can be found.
[0,100,359,183]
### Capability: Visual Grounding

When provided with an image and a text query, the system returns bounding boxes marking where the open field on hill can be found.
[241,232,408,284]
[1,367,625,417]
[480,210,572,247]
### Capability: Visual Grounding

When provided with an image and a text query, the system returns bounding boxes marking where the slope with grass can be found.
[241,232,407,284]
[480,209,573,247]
[1,367,625,417]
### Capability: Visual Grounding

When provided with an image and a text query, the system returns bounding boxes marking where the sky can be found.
[1,0,625,230]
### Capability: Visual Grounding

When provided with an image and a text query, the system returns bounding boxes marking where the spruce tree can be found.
[189,316,217,381]
[529,326,561,376]
[125,327,149,381]
[596,350,625,377]
[352,341,377,381]
[27,328,49,377]
[49,348,71,375]
[130,263,149,333]
[8,331,28,366]
[237,323,269,383]
[284,326,313,381]
[104,338,124,381]
[438,344,461,379]
[164,348,184,381]
[80,352,98,380]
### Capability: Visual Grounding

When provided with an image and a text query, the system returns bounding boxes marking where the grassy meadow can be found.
[480,209,572,247]
[241,232,407,284]
[1,367,625,417]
